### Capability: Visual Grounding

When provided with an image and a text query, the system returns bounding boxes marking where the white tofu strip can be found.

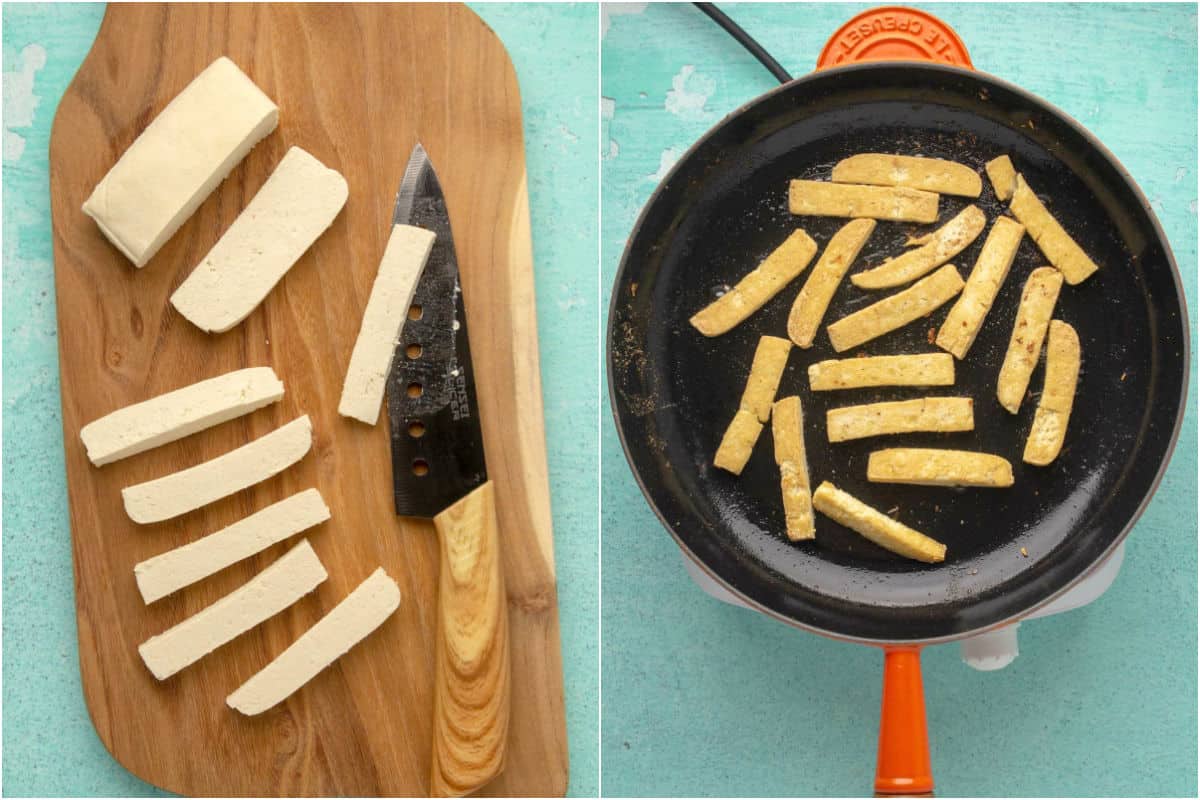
[338,225,436,425]
[171,147,349,333]
[134,489,330,604]
[227,568,401,715]
[139,540,326,680]
[79,367,283,466]
[82,57,278,268]
[122,416,312,524]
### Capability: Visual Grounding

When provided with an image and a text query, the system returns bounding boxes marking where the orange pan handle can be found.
[875,647,934,796]
[817,7,974,71]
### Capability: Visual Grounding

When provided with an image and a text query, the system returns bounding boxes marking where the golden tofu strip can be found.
[827,264,964,353]
[867,448,1014,488]
[714,410,763,474]
[771,396,815,541]
[812,482,947,563]
[852,205,986,289]
[1008,175,1099,285]
[787,219,876,347]
[1024,321,1080,466]
[788,180,939,223]
[690,229,818,337]
[996,267,1063,413]
[936,216,1026,359]
[826,397,974,443]
[714,336,793,474]
[985,155,1017,201]
[808,353,954,391]
[832,154,982,198]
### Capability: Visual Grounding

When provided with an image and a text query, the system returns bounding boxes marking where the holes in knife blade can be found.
[408,421,426,438]
[407,382,423,398]
[408,304,423,321]
[405,343,422,359]
[412,459,430,477]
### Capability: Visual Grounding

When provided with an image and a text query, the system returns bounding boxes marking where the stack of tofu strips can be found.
[78,56,439,712]
[692,153,1094,563]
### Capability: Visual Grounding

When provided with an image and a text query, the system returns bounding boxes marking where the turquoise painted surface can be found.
[1,3,597,797]
[602,3,1196,797]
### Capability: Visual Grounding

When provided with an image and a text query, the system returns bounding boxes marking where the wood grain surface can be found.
[48,4,567,796]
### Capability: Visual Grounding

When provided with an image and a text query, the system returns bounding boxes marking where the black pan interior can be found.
[608,64,1187,642]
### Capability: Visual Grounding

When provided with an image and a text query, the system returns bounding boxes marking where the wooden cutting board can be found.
[47,4,567,796]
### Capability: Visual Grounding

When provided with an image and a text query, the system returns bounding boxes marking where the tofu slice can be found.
[851,205,986,289]
[985,155,1018,201]
[812,481,946,563]
[936,216,1026,359]
[827,264,965,352]
[808,353,955,391]
[138,539,327,680]
[82,57,278,268]
[338,225,437,424]
[1024,321,1080,466]
[134,489,330,604]
[690,229,818,337]
[713,410,764,475]
[826,397,974,442]
[832,154,982,198]
[771,396,814,541]
[170,147,349,333]
[787,219,875,347]
[788,180,939,223]
[867,448,1014,487]
[79,367,283,466]
[997,267,1063,413]
[122,415,313,524]
[714,336,792,474]
[1008,175,1099,284]
[227,568,401,715]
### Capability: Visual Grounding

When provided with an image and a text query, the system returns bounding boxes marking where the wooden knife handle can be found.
[430,480,511,797]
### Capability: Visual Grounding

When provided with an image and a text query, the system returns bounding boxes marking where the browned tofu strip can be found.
[714,410,763,474]
[996,267,1063,413]
[788,180,939,223]
[826,264,964,353]
[690,229,818,337]
[936,216,1026,359]
[985,155,1017,201]
[826,397,974,442]
[807,353,954,391]
[1023,321,1080,466]
[831,154,982,198]
[812,482,947,563]
[787,219,876,347]
[867,448,1014,487]
[713,336,792,474]
[852,205,986,289]
[771,396,814,541]
[1008,175,1099,285]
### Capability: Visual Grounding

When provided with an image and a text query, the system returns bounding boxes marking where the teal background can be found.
[2,3,597,797]
[602,3,1196,798]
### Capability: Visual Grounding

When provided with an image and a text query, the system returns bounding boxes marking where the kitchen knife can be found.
[387,143,510,798]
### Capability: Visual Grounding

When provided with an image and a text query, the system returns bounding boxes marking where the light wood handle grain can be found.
[431,480,511,797]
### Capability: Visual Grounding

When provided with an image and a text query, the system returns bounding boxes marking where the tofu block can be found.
[170,147,349,332]
[867,448,1014,487]
[1008,175,1099,284]
[134,489,330,604]
[985,155,1018,201]
[713,336,792,474]
[690,229,817,337]
[228,568,401,715]
[827,264,964,352]
[812,481,946,563]
[1024,321,1080,466]
[832,154,982,198]
[787,219,875,347]
[851,205,986,289]
[122,415,313,524]
[997,267,1063,413]
[138,540,327,680]
[338,225,437,424]
[789,180,939,223]
[826,397,974,442]
[83,57,278,268]
[808,353,955,391]
[79,366,283,466]
[936,216,1026,359]
[771,396,814,541]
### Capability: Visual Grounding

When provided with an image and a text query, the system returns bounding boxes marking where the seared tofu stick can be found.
[787,219,876,347]
[771,396,814,541]
[691,229,818,336]
[867,448,1014,488]
[714,336,792,474]
[936,216,1026,359]
[985,155,1018,201]
[997,267,1063,413]
[1008,175,1099,284]
[851,206,985,289]
[826,397,974,443]
[713,411,762,475]
[1023,321,1080,466]
[832,154,982,198]
[808,353,954,391]
[788,180,939,223]
[812,481,947,563]
[827,264,964,352]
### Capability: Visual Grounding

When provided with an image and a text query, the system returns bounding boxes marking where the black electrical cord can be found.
[694,3,792,85]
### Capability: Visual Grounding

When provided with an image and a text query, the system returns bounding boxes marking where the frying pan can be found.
[607,7,1189,794]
